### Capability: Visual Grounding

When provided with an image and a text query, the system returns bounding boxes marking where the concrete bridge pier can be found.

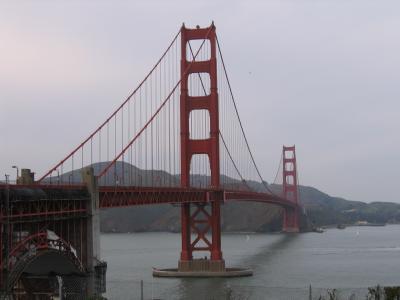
[81,167,107,297]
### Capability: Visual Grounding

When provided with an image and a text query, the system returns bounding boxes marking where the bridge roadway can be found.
[1,183,295,210]
[98,185,295,208]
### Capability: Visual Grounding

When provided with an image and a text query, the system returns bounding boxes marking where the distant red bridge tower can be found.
[282,145,300,232]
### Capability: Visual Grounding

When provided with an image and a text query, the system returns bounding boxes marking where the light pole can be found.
[114,173,119,186]
[11,166,19,183]
[5,174,10,184]
[4,174,10,295]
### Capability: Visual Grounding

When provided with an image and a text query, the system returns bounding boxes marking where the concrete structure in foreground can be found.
[82,167,107,296]
[153,258,252,278]
[0,167,106,298]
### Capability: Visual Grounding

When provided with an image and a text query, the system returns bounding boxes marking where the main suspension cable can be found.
[216,35,275,195]
[38,28,181,183]
[187,42,250,190]
[98,27,213,179]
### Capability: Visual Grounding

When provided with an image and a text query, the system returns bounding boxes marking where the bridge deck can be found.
[0,184,296,210]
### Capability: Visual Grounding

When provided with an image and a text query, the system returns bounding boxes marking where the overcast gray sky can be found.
[1,0,399,203]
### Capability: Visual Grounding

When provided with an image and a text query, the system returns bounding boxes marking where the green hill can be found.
[301,185,400,226]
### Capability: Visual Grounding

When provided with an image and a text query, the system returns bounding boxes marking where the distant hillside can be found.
[101,186,400,233]
[300,186,400,226]
[51,162,400,232]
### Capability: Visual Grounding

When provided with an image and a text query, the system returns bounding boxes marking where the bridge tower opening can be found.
[179,23,225,272]
[282,145,300,232]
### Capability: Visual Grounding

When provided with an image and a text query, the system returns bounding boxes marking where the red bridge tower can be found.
[282,145,300,232]
[179,23,225,272]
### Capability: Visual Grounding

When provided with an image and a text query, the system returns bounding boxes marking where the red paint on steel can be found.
[97,186,297,211]
[2,184,299,209]
[224,190,297,208]
[97,26,213,180]
[180,203,191,260]
[282,145,300,232]
[3,231,84,274]
[180,23,223,262]
[6,232,48,268]
[99,186,209,208]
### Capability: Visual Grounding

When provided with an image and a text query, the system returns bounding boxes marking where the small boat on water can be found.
[355,221,386,227]
[337,224,346,229]
[313,227,324,233]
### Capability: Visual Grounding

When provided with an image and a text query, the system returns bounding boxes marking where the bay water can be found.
[102,225,400,299]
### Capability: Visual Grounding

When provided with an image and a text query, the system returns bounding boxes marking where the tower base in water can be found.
[178,259,225,272]
[153,259,252,278]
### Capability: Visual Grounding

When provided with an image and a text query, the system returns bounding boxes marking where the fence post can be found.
[141,279,144,300]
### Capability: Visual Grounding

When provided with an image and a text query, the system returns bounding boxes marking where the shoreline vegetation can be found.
[221,285,400,300]
[311,285,400,300]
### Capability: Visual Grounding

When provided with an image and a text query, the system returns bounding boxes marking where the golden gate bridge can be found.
[0,23,302,298]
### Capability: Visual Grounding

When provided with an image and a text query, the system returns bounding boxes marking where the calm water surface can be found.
[101,225,400,299]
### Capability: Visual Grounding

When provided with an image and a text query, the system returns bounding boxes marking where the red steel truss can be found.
[0,185,298,210]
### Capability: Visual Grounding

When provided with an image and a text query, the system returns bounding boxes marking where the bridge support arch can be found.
[0,169,106,298]
[282,146,300,233]
[6,244,86,298]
